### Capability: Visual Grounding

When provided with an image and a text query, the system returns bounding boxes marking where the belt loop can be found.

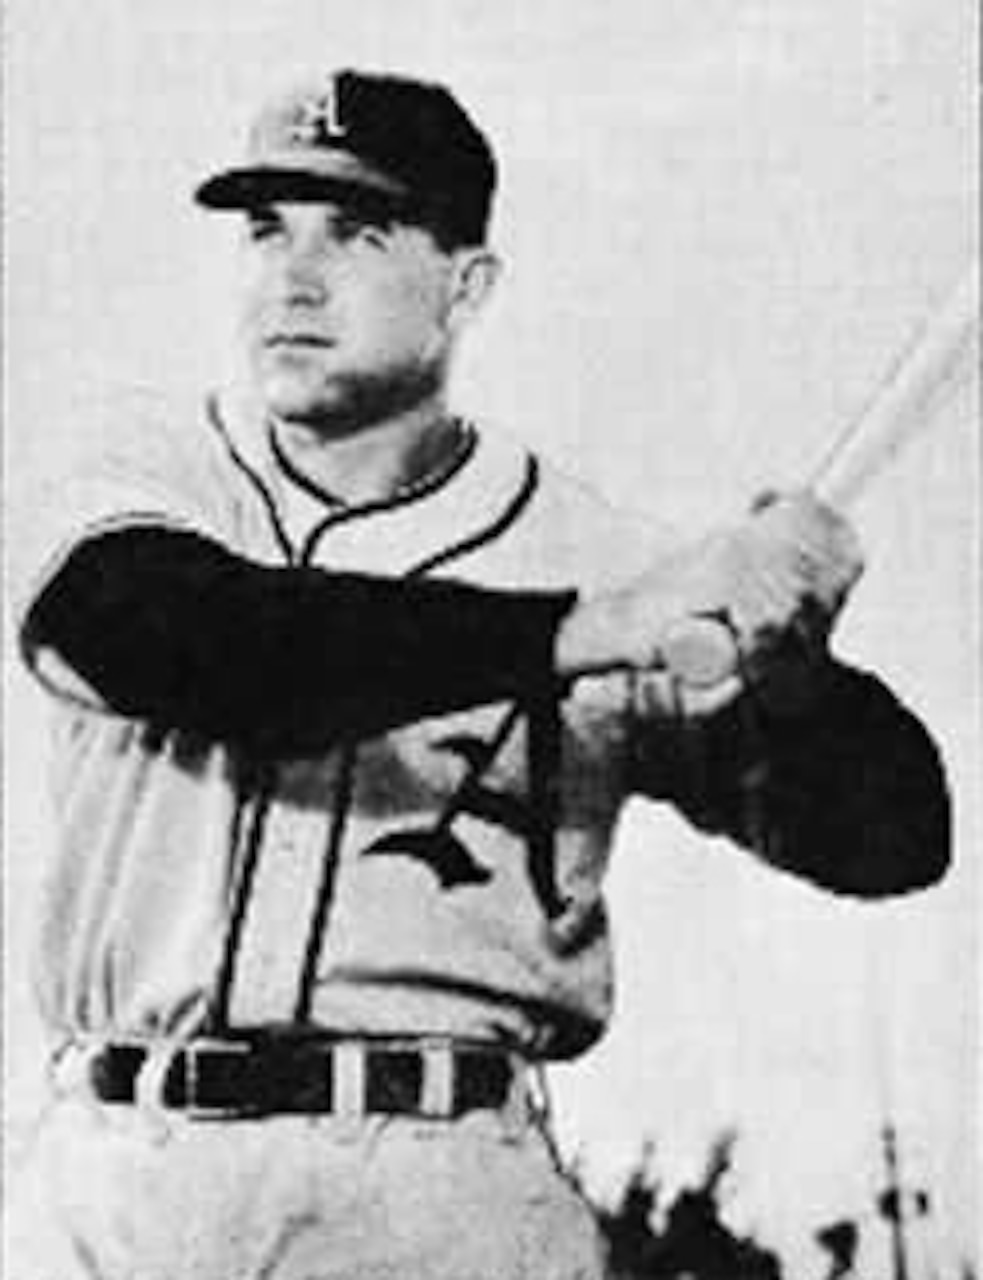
[135,1042,182,1144]
[48,1038,102,1099]
[420,1040,454,1117]
[500,1053,532,1140]
[527,1061,552,1127]
[332,1041,367,1119]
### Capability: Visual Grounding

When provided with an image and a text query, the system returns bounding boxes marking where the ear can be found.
[445,248,502,335]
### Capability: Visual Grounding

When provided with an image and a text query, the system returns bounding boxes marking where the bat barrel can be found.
[657,264,979,690]
[812,268,979,509]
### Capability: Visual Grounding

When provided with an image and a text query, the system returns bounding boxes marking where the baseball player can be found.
[9,69,950,1280]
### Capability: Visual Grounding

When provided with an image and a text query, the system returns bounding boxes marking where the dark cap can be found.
[195,69,497,245]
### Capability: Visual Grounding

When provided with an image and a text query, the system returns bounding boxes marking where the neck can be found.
[270,395,463,506]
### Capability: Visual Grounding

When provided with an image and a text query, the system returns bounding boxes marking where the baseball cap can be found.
[195,69,497,245]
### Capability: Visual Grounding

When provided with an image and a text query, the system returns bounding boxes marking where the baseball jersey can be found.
[17,383,678,1060]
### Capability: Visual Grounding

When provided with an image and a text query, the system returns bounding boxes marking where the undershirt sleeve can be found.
[630,661,952,898]
[22,527,576,757]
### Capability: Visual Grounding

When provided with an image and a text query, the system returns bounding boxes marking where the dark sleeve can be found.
[22,527,576,757]
[629,661,952,898]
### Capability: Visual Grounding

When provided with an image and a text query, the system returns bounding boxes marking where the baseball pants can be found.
[5,1095,608,1279]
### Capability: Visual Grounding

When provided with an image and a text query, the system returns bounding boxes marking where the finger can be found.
[675,671,745,719]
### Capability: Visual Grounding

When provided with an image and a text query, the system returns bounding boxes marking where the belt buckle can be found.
[179,1037,254,1121]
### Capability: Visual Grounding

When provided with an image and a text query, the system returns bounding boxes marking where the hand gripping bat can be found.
[656,265,980,690]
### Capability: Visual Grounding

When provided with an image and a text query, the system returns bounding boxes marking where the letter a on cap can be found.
[292,75,348,146]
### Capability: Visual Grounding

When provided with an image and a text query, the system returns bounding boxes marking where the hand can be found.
[555,492,863,712]
[695,490,864,682]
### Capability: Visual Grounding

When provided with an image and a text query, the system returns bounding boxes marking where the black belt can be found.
[84,1038,518,1119]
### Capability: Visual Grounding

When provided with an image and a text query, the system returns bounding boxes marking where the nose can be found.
[280,243,331,305]
[278,213,352,302]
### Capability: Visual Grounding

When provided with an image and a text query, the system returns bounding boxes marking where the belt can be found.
[79,1037,521,1120]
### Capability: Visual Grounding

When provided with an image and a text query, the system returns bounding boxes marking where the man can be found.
[9,69,950,1279]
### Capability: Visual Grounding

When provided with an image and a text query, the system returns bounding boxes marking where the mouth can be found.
[264,334,336,351]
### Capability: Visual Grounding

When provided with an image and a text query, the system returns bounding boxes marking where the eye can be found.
[356,224,392,251]
[245,208,284,243]
[328,212,393,250]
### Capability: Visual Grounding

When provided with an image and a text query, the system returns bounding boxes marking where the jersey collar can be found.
[211,383,537,575]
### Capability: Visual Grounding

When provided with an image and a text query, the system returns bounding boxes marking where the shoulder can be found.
[483,426,682,592]
[10,379,237,627]
[37,379,231,505]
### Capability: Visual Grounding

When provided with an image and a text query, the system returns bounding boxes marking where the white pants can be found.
[6,1096,608,1279]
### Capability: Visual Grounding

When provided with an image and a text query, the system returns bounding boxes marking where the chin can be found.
[260,371,344,425]
[257,359,441,434]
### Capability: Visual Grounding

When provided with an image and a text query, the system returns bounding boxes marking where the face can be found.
[239,198,491,434]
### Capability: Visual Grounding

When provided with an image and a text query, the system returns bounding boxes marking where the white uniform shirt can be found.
[18,385,679,1060]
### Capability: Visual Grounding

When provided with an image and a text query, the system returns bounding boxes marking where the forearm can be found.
[555,563,712,679]
[554,586,654,678]
[23,527,575,755]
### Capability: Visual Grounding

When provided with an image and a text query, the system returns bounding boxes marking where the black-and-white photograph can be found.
[4,3,978,1277]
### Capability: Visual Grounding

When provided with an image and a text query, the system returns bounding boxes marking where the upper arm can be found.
[13,386,230,706]
[627,661,952,899]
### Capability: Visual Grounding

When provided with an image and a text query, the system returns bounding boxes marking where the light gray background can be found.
[4,2,978,1274]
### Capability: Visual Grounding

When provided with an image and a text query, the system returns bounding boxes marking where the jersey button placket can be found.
[225,804,335,1026]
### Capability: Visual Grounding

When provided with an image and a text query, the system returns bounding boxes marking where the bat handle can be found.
[657,614,742,689]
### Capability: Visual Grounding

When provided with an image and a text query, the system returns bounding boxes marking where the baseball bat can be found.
[658,264,980,689]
